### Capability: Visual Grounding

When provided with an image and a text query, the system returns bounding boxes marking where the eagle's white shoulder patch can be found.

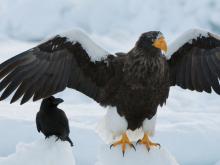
[60,29,110,62]
[166,28,209,59]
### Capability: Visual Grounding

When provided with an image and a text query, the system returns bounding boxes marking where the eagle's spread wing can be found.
[167,29,220,94]
[0,30,115,104]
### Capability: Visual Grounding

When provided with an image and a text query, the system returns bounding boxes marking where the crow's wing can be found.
[167,29,220,94]
[0,30,116,104]
[58,110,70,136]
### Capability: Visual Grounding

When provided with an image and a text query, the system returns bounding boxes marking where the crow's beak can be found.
[152,36,168,53]
[53,98,64,105]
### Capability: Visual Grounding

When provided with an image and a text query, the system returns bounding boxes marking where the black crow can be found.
[36,96,73,146]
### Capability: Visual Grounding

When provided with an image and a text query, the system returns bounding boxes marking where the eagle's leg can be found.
[110,133,136,156]
[137,133,160,151]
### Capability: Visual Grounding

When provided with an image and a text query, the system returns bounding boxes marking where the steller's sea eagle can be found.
[0,28,220,155]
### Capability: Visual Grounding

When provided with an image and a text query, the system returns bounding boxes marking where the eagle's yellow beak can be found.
[152,37,168,53]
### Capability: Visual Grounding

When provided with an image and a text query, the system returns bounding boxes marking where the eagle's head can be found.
[136,31,168,53]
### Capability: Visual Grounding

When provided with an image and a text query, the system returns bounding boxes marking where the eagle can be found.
[0,28,220,155]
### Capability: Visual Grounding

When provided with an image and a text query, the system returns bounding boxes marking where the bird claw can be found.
[110,143,136,151]
[136,139,141,145]
[130,143,136,151]
[110,133,136,156]
[122,150,125,157]
[110,144,114,149]
[136,133,161,152]
[155,143,161,149]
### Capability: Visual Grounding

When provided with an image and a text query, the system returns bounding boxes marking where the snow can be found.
[0,0,220,165]
[0,100,220,165]
[0,136,75,165]
[166,28,209,59]
[60,29,110,62]
[215,160,220,165]
[96,144,179,165]
[2,0,220,47]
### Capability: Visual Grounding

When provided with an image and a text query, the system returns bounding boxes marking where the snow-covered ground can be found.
[0,136,76,165]
[96,144,179,165]
[0,0,220,164]
[0,99,220,165]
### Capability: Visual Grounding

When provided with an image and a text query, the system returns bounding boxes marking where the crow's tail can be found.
[66,136,73,147]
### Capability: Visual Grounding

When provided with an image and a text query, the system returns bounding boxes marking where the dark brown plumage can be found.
[168,34,220,94]
[0,29,220,133]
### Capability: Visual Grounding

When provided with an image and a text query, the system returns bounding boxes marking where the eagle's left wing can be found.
[167,29,220,94]
[0,30,116,104]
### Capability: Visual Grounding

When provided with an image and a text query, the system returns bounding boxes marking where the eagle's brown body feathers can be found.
[99,47,170,130]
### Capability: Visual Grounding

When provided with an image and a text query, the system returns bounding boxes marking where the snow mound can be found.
[0,136,75,165]
[96,144,179,165]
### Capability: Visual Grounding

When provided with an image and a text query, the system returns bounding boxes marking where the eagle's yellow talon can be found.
[110,133,135,156]
[137,133,160,151]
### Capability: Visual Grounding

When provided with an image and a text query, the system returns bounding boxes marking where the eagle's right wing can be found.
[167,29,220,94]
[0,30,116,104]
